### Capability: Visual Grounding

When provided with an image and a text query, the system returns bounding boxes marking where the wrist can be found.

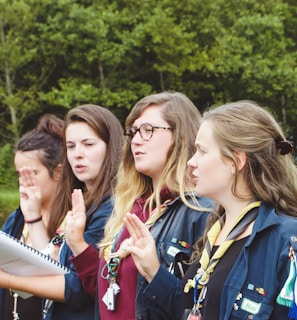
[145,263,160,283]
[71,241,89,257]
[25,216,42,224]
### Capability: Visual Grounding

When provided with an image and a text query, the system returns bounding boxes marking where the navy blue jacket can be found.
[143,202,297,320]
[0,206,28,319]
[1,197,113,320]
[135,194,212,320]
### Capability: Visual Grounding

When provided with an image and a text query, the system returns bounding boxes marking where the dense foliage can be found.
[0,0,296,187]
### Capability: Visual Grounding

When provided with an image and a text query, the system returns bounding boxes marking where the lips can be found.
[191,173,199,184]
[74,164,87,172]
[133,151,145,157]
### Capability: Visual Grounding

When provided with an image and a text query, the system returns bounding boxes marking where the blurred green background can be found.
[1,0,297,227]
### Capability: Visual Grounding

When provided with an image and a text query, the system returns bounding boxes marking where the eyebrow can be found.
[66,137,97,143]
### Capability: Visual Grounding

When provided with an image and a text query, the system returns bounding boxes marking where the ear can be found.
[234,151,247,172]
[53,164,62,182]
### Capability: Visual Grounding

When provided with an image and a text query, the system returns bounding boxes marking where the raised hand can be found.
[123,213,160,283]
[65,189,88,256]
[19,167,42,221]
[18,166,50,250]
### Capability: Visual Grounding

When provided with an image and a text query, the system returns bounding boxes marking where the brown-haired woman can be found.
[0,104,123,320]
[1,114,64,320]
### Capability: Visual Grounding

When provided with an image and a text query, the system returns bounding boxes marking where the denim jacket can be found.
[141,202,297,320]
[1,197,113,320]
[135,194,212,320]
[0,207,25,319]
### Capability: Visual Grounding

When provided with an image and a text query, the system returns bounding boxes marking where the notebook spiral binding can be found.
[0,230,69,272]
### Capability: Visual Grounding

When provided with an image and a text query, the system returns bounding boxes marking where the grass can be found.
[0,189,19,228]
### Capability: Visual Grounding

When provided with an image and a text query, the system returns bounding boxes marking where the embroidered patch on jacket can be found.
[247,283,267,296]
[167,245,180,257]
[171,237,190,248]
[241,298,261,314]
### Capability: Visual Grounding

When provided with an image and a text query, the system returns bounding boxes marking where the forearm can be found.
[7,273,65,302]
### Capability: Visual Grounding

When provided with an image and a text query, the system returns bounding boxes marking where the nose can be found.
[73,144,84,157]
[131,130,143,145]
[187,152,197,168]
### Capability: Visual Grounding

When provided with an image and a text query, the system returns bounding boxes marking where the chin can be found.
[135,166,147,174]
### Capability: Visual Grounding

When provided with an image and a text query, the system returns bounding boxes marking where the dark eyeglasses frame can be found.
[124,123,172,143]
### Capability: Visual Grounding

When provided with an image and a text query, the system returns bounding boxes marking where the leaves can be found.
[0,0,296,147]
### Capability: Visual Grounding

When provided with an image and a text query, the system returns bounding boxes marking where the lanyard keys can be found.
[102,282,121,311]
[187,308,202,320]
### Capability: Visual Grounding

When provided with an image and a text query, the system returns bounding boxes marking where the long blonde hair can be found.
[101,91,204,247]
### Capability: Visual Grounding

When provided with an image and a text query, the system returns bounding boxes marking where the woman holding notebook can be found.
[0,104,123,320]
[0,114,64,320]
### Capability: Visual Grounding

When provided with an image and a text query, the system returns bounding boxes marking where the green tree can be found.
[0,1,39,143]
[0,0,297,148]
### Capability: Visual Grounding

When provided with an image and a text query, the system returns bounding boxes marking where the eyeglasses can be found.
[124,123,172,143]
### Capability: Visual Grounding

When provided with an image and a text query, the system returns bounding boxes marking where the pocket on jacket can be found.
[158,241,191,276]
[229,289,273,319]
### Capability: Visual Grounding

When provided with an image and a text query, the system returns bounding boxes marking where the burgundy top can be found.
[98,197,148,320]
[71,188,173,320]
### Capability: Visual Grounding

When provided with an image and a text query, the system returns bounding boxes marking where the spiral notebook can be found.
[0,230,69,298]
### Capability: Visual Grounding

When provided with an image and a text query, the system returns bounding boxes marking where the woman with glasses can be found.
[66,91,212,319]
[124,100,297,320]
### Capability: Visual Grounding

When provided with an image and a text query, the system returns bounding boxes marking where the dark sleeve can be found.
[2,207,24,237]
[70,244,99,299]
[142,266,183,320]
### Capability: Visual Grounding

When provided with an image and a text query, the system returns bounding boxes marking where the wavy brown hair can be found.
[47,104,123,238]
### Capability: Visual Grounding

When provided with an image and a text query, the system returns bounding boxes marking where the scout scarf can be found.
[183,201,261,318]
[277,246,297,319]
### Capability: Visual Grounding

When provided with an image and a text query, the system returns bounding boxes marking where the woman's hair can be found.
[47,104,123,238]
[191,100,297,262]
[101,91,203,245]
[16,114,64,177]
